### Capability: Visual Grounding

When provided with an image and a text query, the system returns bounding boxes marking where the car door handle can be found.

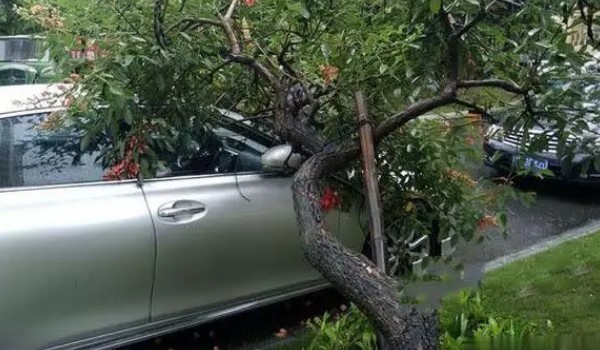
[158,201,206,218]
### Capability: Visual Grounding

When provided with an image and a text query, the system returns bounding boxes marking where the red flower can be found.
[320,187,340,212]
[244,0,256,6]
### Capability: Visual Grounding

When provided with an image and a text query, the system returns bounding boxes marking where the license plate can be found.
[513,156,548,171]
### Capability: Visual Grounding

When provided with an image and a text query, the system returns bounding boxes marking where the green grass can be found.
[477,231,600,334]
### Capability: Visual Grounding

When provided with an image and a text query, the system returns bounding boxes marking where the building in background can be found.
[564,9,600,59]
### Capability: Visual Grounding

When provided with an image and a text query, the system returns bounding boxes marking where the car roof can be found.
[0,83,70,117]
[0,35,45,39]
[0,84,275,145]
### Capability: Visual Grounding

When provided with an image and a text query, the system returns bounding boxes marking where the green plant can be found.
[305,305,376,350]
[441,290,553,349]
[441,332,467,350]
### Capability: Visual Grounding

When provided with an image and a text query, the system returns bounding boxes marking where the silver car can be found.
[0,84,365,350]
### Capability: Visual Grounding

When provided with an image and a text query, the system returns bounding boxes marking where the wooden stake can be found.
[355,91,386,272]
[355,91,389,350]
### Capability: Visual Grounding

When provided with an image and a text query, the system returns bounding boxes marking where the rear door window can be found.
[0,112,104,189]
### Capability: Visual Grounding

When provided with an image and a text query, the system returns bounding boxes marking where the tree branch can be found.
[154,0,171,49]
[578,0,596,45]
[111,2,152,43]
[215,4,282,90]
[439,6,457,33]
[220,18,241,55]
[452,10,486,39]
[373,90,457,142]
[224,0,239,20]
[208,0,326,156]
[203,58,233,82]
[167,17,221,33]
[454,98,498,123]
[229,54,283,90]
[457,79,527,94]
[445,0,489,83]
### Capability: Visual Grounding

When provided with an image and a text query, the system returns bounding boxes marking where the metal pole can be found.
[355,91,386,272]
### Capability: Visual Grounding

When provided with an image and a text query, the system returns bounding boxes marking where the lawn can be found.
[477,230,600,334]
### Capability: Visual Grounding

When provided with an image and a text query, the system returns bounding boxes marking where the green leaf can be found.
[123,55,134,67]
[119,140,126,157]
[109,85,124,96]
[300,3,311,19]
[430,0,442,13]
[179,32,192,41]
[320,44,331,60]
[157,74,165,92]
[123,109,133,125]
[379,64,388,74]
[80,133,92,152]
[164,141,176,153]
[497,212,507,227]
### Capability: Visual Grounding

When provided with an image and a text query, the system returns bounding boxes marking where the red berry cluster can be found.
[320,187,341,213]
[103,136,145,180]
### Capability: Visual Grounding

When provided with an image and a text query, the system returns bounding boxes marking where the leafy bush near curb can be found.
[304,305,376,350]
[303,290,553,350]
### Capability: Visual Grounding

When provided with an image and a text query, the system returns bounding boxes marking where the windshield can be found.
[0,38,47,62]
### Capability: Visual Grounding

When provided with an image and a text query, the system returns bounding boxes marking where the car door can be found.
[143,123,339,320]
[0,111,155,350]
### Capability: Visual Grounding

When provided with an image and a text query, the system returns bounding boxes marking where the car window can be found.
[0,112,274,188]
[0,112,104,189]
[157,122,270,178]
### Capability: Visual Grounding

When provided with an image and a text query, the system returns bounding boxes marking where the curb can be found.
[483,219,600,273]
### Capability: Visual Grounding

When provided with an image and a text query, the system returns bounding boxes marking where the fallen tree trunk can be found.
[291,150,440,349]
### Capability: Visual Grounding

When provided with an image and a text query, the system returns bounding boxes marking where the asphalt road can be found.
[406,177,600,305]
[122,176,600,349]
[464,178,600,269]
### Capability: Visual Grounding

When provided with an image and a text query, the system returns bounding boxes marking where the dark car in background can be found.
[483,71,600,181]
[0,35,56,85]
[483,123,593,179]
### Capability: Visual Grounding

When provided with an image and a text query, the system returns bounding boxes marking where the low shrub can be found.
[304,305,376,350]
[303,290,553,350]
[441,290,554,349]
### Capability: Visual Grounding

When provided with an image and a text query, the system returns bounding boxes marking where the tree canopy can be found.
[17,0,600,348]
[0,0,37,34]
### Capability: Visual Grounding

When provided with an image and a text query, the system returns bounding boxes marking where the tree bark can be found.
[291,150,440,350]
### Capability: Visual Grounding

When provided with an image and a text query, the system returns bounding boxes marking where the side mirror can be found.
[261,145,302,173]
